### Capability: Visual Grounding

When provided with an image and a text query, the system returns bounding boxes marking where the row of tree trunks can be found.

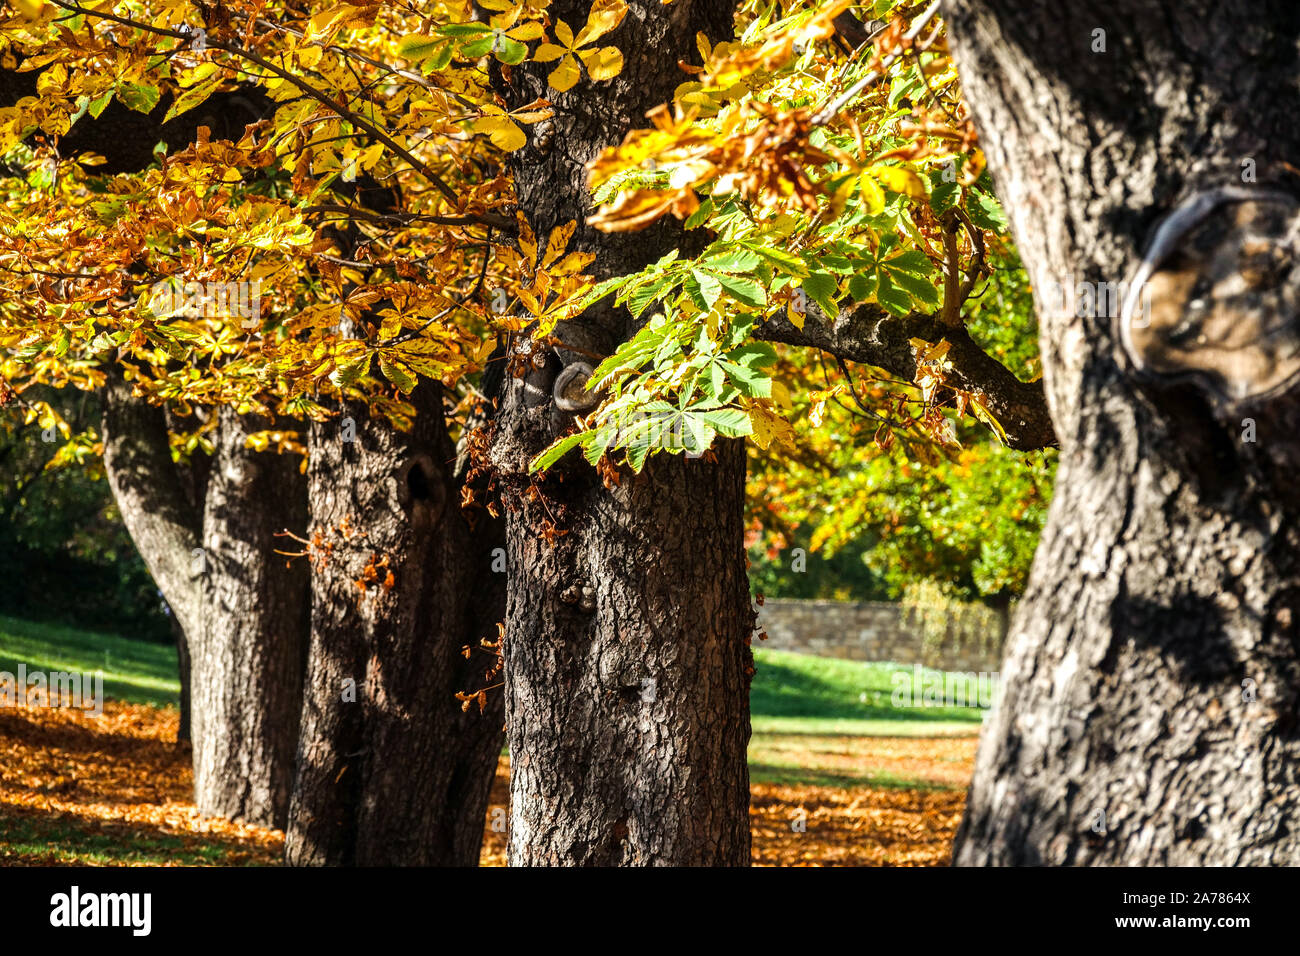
[86,91,505,857]
[103,372,505,859]
[946,0,1300,864]
[493,0,756,865]
[285,386,505,865]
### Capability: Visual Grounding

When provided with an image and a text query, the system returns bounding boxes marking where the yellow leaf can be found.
[747,403,795,450]
[856,172,886,214]
[163,72,225,123]
[553,19,575,48]
[587,189,677,232]
[807,385,843,427]
[788,298,805,330]
[507,21,545,41]
[296,44,323,70]
[541,220,576,268]
[516,212,537,264]
[909,337,952,365]
[550,251,594,276]
[969,395,1009,446]
[308,4,353,41]
[575,0,628,47]
[579,46,623,82]
[695,31,711,63]
[358,143,385,171]
[12,0,44,19]
[547,55,582,92]
[870,164,928,200]
[532,42,567,62]
[472,115,526,151]
[516,286,540,315]
[509,103,554,124]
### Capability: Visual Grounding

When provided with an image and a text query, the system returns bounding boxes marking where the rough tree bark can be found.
[192,407,309,827]
[103,373,309,827]
[944,0,1300,864]
[101,373,205,642]
[491,0,755,865]
[284,385,505,866]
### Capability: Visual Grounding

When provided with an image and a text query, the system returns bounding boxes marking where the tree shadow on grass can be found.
[747,762,961,792]
[0,803,279,866]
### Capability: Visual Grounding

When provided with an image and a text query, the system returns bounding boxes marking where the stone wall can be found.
[754,598,1007,672]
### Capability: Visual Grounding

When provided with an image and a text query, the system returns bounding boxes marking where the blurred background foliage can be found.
[747,246,1056,607]
[0,386,170,642]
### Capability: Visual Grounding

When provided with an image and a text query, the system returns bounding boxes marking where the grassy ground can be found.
[749,648,986,789]
[0,614,181,708]
[0,805,236,865]
[0,617,987,865]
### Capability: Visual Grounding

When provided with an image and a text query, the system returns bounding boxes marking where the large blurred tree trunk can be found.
[946,0,1300,864]
[284,385,505,866]
[491,0,755,865]
[102,374,309,828]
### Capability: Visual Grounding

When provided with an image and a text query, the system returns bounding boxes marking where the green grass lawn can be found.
[751,648,990,733]
[3,622,994,731]
[748,648,987,790]
[0,614,181,708]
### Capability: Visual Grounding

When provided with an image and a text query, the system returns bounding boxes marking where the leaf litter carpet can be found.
[0,703,974,866]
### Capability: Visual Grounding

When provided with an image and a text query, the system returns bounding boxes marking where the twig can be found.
[380,225,494,347]
[812,0,943,127]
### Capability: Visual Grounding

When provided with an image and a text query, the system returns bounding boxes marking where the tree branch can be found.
[43,0,498,227]
[757,300,1058,451]
[101,367,206,640]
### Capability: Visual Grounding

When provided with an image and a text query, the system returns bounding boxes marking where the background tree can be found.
[0,0,520,847]
[747,246,1052,608]
[101,372,310,827]
[286,383,506,866]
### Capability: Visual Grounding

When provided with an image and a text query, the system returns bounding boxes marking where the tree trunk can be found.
[492,0,755,865]
[191,408,309,828]
[945,0,1300,864]
[102,374,309,828]
[284,385,505,866]
[160,411,210,747]
[169,609,192,743]
[101,373,204,642]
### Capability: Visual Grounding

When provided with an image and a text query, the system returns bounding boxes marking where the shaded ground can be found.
[0,701,974,866]
[0,703,275,865]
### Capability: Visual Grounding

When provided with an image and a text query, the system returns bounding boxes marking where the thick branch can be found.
[101,369,205,639]
[758,301,1057,451]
